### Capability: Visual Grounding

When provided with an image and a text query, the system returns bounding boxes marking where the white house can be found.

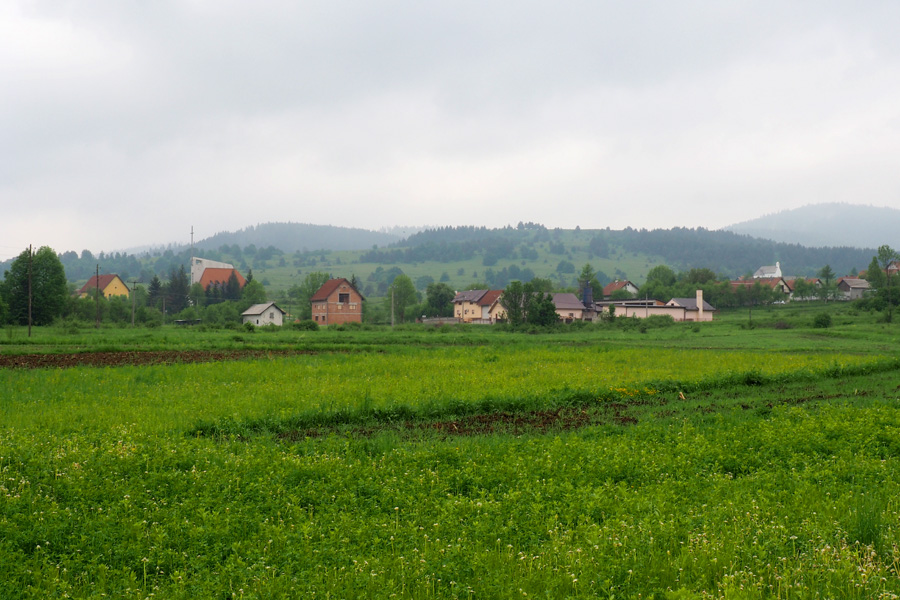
[242,302,286,326]
[753,262,782,279]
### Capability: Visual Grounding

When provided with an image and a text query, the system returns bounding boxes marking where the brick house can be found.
[310,278,365,325]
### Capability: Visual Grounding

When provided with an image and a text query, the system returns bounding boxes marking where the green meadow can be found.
[2,305,900,598]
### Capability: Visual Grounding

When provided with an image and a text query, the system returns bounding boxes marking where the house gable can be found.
[77,274,130,298]
[310,278,364,325]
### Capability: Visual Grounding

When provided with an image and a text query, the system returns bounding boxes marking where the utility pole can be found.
[190,226,193,283]
[130,280,139,327]
[27,245,32,338]
[95,264,101,328]
[391,287,395,327]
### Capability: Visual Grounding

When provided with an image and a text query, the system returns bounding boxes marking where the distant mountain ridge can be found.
[195,222,402,253]
[723,203,900,249]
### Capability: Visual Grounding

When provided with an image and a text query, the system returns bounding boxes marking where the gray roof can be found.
[666,298,717,311]
[452,289,488,303]
[551,293,586,311]
[838,278,870,289]
[241,302,285,316]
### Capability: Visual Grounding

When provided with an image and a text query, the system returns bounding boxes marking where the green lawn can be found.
[2,307,899,598]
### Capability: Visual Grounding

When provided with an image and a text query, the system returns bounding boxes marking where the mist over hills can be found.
[195,222,403,253]
[1,208,887,289]
[723,203,900,249]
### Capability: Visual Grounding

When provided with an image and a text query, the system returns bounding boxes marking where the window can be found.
[339,293,350,303]
[269,312,274,319]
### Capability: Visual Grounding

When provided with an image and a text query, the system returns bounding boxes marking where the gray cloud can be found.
[2,0,900,258]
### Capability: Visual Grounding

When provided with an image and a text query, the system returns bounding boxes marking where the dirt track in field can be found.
[0,350,307,369]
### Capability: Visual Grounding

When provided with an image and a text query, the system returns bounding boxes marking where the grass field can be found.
[2,305,900,598]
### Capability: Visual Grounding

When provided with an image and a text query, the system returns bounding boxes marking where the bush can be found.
[774,321,793,330]
[813,313,832,329]
[243,321,256,333]
[293,320,320,331]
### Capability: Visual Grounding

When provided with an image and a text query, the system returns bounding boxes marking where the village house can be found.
[730,277,791,299]
[602,280,639,299]
[310,278,364,325]
[452,289,489,323]
[191,257,237,285]
[837,277,871,300]
[753,262,782,279]
[198,267,246,294]
[242,302,286,327]
[551,293,587,323]
[784,278,823,301]
[77,274,130,299]
[473,290,503,323]
[597,291,716,322]
[664,292,716,322]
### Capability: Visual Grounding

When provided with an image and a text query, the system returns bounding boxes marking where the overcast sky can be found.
[2,1,899,260]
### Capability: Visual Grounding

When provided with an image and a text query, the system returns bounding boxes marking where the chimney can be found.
[696,289,704,321]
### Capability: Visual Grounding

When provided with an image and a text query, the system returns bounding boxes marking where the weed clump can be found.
[813,313,833,328]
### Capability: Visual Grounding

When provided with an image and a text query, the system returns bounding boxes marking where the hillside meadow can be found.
[2,305,900,598]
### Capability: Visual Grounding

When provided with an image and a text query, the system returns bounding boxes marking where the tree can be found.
[646,265,677,287]
[288,271,331,320]
[577,264,602,300]
[165,265,190,314]
[877,245,900,321]
[0,246,68,326]
[388,274,417,323]
[817,265,835,288]
[241,279,268,308]
[529,277,554,294]
[865,256,885,289]
[792,278,813,301]
[500,280,558,327]
[526,291,559,326]
[224,272,243,300]
[147,275,163,309]
[684,268,717,285]
[424,282,455,317]
[500,281,526,326]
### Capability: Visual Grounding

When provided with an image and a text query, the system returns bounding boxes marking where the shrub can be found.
[774,321,793,330]
[293,319,320,331]
[813,313,832,329]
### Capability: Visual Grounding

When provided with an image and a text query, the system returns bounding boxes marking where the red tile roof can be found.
[477,290,503,307]
[602,280,636,296]
[310,278,364,302]
[198,268,246,289]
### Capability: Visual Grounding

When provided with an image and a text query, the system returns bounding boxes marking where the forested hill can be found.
[613,227,873,277]
[724,203,900,249]
[364,225,875,277]
[196,223,402,253]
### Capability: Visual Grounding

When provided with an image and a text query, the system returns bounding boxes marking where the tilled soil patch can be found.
[276,404,639,441]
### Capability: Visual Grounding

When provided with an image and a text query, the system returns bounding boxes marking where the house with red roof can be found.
[198,268,246,293]
[311,278,365,325]
[602,280,639,299]
[77,274,130,299]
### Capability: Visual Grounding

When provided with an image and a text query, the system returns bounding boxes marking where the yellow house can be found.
[77,274,130,299]
[452,289,489,323]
